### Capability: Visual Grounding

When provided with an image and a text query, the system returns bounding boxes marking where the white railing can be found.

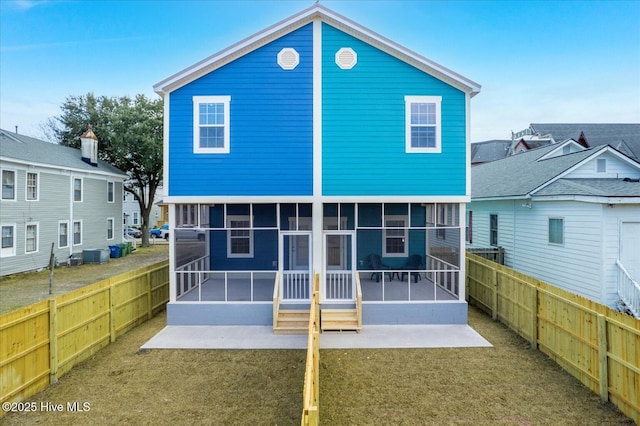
[616,260,640,319]
[176,256,209,298]
[175,268,276,302]
[282,271,310,301]
[325,271,353,301]
[426,254,460,297]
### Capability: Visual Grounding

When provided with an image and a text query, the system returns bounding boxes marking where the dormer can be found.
[538,139,586,160]
[80,125,99,167]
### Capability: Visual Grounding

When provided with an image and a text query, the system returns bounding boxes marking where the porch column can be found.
[458,202,466,301]
[312,201,323,280]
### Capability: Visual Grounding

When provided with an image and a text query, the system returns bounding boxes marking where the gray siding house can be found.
[0,128,127,276]
[467,140,640,316]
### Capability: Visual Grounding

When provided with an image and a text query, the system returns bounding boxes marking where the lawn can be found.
[1,306,632,425]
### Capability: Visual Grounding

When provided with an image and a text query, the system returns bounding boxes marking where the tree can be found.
[45,93,163,247]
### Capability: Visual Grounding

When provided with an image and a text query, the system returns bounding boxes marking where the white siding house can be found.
[468,140,640,315]
[0,128,127,276]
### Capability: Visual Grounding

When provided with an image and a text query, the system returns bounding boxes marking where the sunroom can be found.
[167,202,466,326]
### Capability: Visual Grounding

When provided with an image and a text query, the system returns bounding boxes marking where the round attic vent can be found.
[277,48,300,70]
[335,47,357,69]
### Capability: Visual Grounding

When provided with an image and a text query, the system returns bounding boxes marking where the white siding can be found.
[512,201,603,302]
[466,200,515,266]
[602,205,640,307]
[0,162,124,276]
[568,152,640,179]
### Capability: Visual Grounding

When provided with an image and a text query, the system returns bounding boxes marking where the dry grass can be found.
[0,243,168,314]
[1,306,632,425]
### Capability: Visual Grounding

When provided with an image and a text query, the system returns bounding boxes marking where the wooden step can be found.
[273,309,310,335]
[321,308,360,333]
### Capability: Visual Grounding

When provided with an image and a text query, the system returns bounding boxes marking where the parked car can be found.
[149,224,169,239]
[125,228,142,238]
[175,225,206,241]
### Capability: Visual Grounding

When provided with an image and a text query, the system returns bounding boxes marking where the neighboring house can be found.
[509,123,640,160]
[123,184,165,229]
[0,127,127,276]
[467,139,640,315]
[153,4,481,329]
[471,140,511,165]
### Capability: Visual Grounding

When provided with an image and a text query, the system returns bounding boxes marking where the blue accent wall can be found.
[168,24,313,196]
[322,23,467,196]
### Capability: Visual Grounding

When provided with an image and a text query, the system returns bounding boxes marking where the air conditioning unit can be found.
[82,248,110,264]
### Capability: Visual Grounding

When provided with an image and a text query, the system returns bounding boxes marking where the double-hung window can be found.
[383,215,408,257]
[227,215,253,258]
[73,178,82,202]
[107,181,114,203]
[1,225,16,257]
[107,218,114,240]
[26,172,38,201]
[405,96,441,153]
[193,96,231,154]
[25,223,38,253]
[59,221,69,248]
[2,170,16,200]
[489,214,498,247]
[73,220,82,245]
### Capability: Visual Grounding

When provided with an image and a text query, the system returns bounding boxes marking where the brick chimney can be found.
[80,125,98,166]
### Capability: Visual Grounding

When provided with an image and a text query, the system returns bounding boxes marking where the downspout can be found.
[68,175,74,259]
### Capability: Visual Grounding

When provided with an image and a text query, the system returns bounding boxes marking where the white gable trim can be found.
[153,4,480,96]
[530,146,640,196]
[537,139,586,161]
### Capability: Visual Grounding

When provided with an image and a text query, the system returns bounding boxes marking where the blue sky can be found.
[1,0,639,142]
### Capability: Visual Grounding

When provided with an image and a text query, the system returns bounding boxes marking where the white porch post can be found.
[459,202,466,301]
[168,203,177,302]
[312,202,323,287]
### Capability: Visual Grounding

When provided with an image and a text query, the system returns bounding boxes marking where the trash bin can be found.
[124,241,132,255]
[109,245,121,258]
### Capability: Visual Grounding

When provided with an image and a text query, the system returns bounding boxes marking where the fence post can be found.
[49,299,58,384]
[597,314,609,402]
[492,266,498,321]
[147,270,153,319]
[109,285,116,342]
[530,284,538,349]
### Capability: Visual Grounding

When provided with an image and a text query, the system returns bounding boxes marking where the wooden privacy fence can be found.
[301,274,320,426]
[0,261,169,410]
[466,253,640,424]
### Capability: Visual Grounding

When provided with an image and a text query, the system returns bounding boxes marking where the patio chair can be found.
[365,254,392,282]
[400,254,423,283]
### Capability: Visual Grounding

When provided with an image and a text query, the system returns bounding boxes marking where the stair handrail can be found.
[355,272,362,330]
[273,271,281,331]
[616,259,640,319]
[301,274,320,425]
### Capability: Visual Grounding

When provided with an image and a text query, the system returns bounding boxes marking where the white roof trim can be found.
[0,156,127,179]
[536,139,586,161]
[153,4,481,96]
[529,146,640,196]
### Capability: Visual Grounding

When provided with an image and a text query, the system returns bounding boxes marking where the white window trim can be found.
[73,220,82,246]
[1,168,17,201]
[25,222,39,254]
[193,95,231,154]
[382,215,408,257]
[596,158,606,173]
[1,223,17,257]
[226,215,253,258]
[107,217,115,241]
[26,171,39,201]
[548,217,564,246]
[107,181,115,203]
[58,220,70,249]
[73,177,83,202]
[405,95,442,153]
[489,214,498,247]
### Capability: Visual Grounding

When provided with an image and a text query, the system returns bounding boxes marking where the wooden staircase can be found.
[273,309,310,334]
[320,308,361,333]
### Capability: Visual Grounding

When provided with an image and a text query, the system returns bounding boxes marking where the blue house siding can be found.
[321,23,467,196]
[168,24,314,196]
